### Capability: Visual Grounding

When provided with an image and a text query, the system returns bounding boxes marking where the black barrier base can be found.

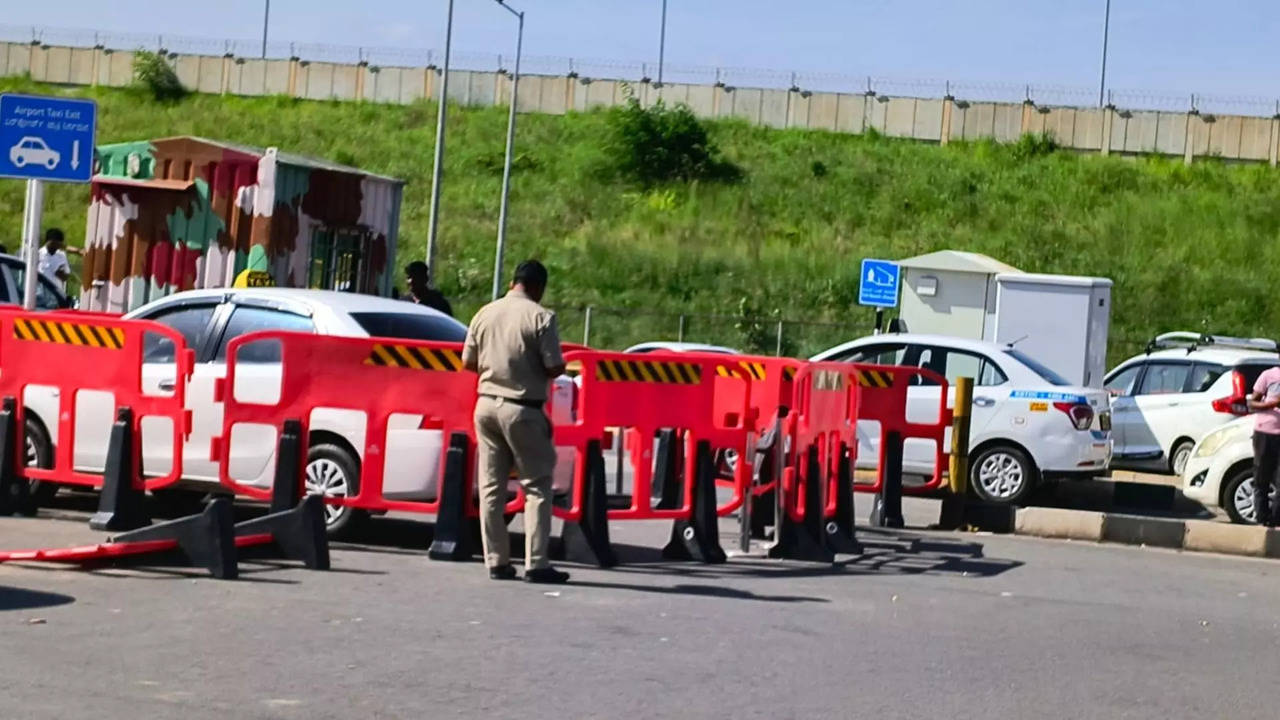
[767,445,834,563]
[0,397,34,517]
[651,429,681,511]
[428,432,474,561]
[235,494,331,570]
[110,498,238,579]
[751,489,775,540]
[937,493,968,531]
[89,407,151,532]
[869,431,906,529]
[560,439,617,568]
[662,441,727,564]
[825,453,861,555]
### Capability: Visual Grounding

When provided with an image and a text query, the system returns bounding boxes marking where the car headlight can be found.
[1194,423,1250,459]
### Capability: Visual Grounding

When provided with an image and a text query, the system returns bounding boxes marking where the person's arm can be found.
[54,256,70,282]
[1249,375,1280,411]
[538,313,566,378]
[461,317,480,373]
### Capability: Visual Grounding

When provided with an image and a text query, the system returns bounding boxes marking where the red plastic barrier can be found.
[850,363,952,494]
[779,362,858,522]
[215,330,488,514]
[712,355,802,497]
[554,350,754,522]
[0,308,193,490]
[0,533,271,564]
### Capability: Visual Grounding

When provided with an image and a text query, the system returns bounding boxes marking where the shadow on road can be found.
[566,579,829,603]
[0,585,76,611]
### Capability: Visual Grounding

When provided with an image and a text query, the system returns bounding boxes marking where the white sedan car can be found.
[1182,416,1275,523]
[26,289,574,535]
[812,333,1112,505]
[624,341,739,354]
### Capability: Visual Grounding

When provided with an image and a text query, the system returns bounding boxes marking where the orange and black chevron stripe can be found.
[12,318,125,349]
[714,361,800,382]
[853,368,894,388]
[595,359,701,384]
[365,343,464,371]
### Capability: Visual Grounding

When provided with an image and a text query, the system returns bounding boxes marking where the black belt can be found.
[482,395,545,409]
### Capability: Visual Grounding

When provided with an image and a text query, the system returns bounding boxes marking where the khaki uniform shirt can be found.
[462,288,564,403]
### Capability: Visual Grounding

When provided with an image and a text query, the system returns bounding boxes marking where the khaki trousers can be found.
[474,395,557,569]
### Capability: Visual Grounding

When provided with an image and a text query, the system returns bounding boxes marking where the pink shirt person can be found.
[1253,366,1280,435]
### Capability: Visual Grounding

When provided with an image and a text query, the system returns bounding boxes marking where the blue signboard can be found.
[858,258,900,308]
[0,94,97,184]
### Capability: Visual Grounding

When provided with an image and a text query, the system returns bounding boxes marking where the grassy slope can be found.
[2,77,1278,360]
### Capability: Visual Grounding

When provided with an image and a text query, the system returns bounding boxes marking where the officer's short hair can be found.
[45,228,64,244]
[513,260,548,288]
[404,261,429,280]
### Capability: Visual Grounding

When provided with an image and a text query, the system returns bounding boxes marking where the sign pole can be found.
[20,178,44,310]
[874,308,884,335]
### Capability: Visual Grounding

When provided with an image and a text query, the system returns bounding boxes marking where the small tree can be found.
[607,98,739,186]
[133,50,187,102]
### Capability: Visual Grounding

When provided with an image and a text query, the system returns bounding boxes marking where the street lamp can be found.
[657,0,668,86]
[261,0,270,59]
[491,0,524,301]
[425,0,456,285]
[1098,0,1111,107]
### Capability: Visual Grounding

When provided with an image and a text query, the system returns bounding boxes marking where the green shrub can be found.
[1011,132,1057,160]
[133,50,187,102]
[606,98,740,186]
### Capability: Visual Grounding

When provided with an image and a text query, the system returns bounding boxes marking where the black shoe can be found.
[524,567,571,584]
[489,564,518,581]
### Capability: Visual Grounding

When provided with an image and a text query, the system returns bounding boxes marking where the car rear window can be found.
[1004,349,1071,386]
[351,312,467,343]
[1235,362,1280,390]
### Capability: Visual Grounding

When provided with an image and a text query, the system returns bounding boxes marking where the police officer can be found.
[462,260,570,583]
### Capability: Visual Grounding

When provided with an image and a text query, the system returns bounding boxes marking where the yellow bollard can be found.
[948,377,974,497]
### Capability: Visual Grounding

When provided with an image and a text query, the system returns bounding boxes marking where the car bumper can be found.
[1181,453,1222,508]
[1035,431,1112,476]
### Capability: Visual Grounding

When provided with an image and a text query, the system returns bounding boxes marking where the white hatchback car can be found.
[1182,416,1276,524]
[1105,333,1278,476]
[24,289,575,535]
[813,333,1112,505]
[623,341,739,355]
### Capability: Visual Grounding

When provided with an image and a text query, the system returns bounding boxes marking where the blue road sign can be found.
[858,258,900,308]
[0,94,97,184]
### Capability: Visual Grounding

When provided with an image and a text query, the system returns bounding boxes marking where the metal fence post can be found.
[775,320,784,356]
[582,305,593,347]
[677,314,686,342]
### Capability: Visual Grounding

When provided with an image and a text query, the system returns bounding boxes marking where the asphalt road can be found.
[2,497,1278,720]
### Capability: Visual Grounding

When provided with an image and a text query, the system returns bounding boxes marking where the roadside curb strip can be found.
[1014,507,1280,560]
[1013,507,1103,541]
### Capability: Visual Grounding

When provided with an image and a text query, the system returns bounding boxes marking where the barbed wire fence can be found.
[4,23,1280,119]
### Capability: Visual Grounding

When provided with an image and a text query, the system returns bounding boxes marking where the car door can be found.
[903,345,1010,476]
[1104,363,1144,458]
[132,302,223,479]
[1127,361,1194,463]
[207,301,317,486]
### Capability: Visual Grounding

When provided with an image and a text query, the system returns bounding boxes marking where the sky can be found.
[5,1,1279,104]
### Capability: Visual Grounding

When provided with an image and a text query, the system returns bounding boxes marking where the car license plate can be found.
[1099,412,1111,432]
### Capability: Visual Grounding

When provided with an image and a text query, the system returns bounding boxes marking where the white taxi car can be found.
[813,333,1111,505]
[1105,333,1278,476]
[25,289,575,535]
[1182,415,1276,523]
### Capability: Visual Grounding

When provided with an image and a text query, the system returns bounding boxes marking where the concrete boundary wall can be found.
[4,41,1280,167]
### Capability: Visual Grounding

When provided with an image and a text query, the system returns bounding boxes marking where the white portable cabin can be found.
[993,273,1113,388]
[897,250,1020,340]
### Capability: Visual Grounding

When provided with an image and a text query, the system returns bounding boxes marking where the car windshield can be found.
[350,311,467,342]
[1005,349,1072,386]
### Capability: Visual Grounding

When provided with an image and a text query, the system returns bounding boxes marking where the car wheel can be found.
[24,417,57,506]
[1169,439,1194,477]
[1222,469,1279,524]
[305,443,367,539]
[969,444,1037,505]
[13,155,25,168]
[45,157,56,169]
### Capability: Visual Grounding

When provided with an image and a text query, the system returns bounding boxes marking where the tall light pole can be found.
[261,0,270,59]
[425,0,455,284]
[1098,0,1111,107]
[492,0,524,301]
[657,0,668,85]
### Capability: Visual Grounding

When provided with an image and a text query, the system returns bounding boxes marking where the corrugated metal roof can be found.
[898,250,1020,274]
[97,136,404,185]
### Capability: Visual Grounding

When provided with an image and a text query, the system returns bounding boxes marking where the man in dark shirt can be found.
[404,261,453,317]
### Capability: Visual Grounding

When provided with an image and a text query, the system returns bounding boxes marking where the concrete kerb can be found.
[1013,505,1280,560]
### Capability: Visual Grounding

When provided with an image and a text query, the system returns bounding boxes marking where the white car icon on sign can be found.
[9,136,60,170]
